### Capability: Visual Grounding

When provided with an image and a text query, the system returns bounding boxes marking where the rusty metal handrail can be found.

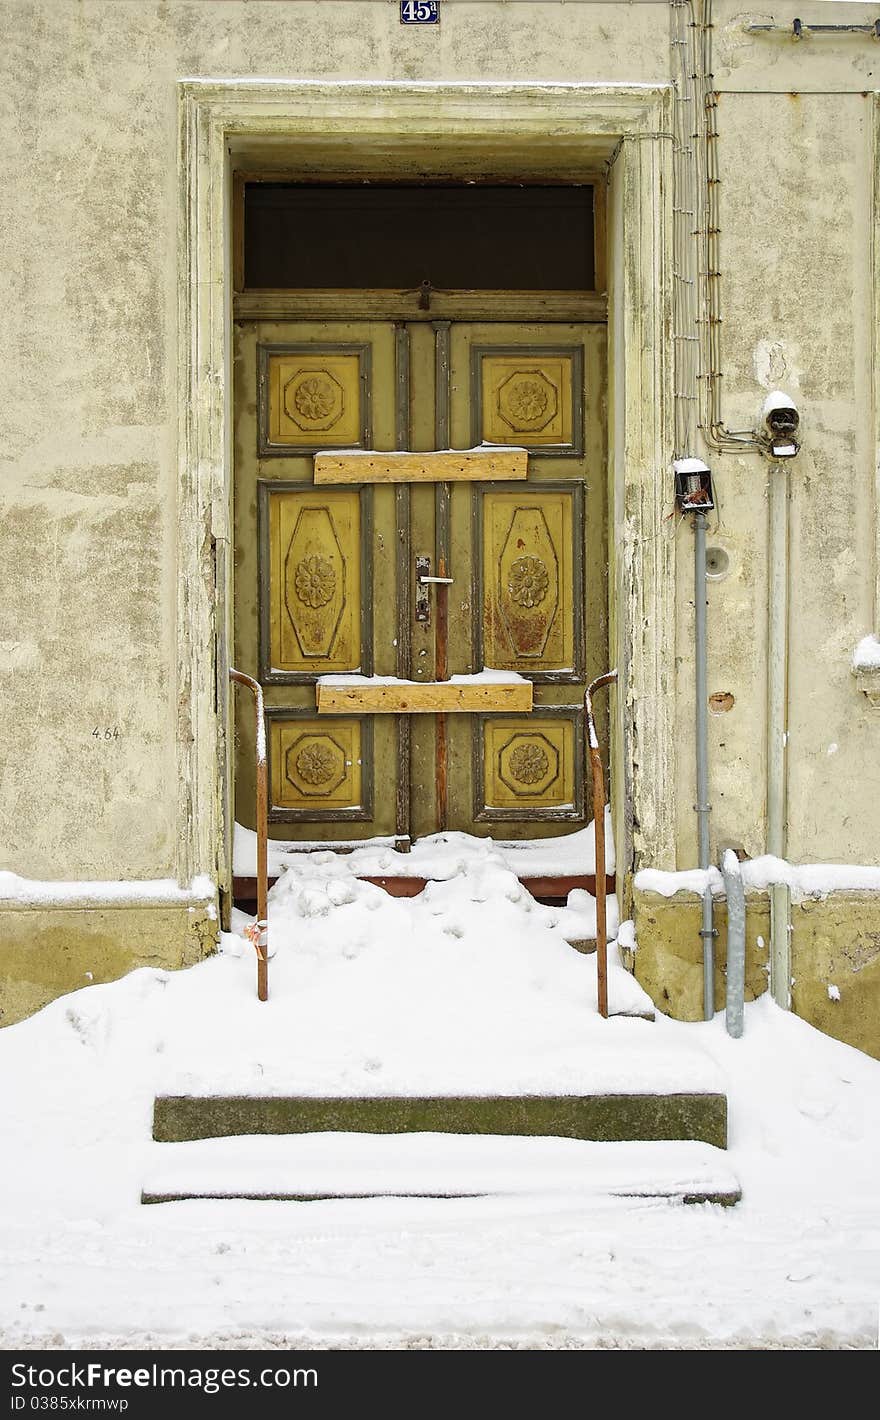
[230,669,269,1001]
[585,670,618,1018]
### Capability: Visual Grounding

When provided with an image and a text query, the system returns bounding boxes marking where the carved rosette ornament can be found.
[295,742,337,786]
[495,368,558,435]
[508,742,550,786]
[293,375,336,421]
[294,554,337,608]
[507,378,549,423]
[507,555,549,608]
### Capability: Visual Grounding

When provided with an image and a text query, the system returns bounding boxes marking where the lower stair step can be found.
[153,1092,728,1148]
[141,1135,740,1206]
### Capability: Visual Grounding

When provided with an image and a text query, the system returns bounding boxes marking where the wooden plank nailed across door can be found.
[314,449,528,484]
[316,680,534,714]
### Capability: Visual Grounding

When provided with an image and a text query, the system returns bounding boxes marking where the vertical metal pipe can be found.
[721,848,745,1038]
[586,671,618,1019]
[230,668,269,1002]
[767,461,792,1008]
[694,510,715,1019]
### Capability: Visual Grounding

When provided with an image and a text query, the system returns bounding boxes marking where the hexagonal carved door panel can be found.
[263,486,363,680]
[480,486,582,679]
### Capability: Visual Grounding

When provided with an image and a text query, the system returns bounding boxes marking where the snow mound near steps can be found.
[160,858,703,1100]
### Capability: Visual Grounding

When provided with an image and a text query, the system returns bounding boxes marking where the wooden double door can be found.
[233,314,607,846]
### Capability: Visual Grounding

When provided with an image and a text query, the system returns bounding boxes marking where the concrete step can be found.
[141,1135,740,1206]
[153,1090,728,1149]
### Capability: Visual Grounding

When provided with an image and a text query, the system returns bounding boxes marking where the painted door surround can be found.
[176,79,677,908]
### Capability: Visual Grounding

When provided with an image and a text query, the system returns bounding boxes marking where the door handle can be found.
[415,556,453,624]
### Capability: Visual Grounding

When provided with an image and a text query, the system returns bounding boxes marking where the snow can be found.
[852,634,880,671]
[318,668,528,687]
[1,841,878,1349]
[617,919,637,954]
[761,390,798,418]
[161,864,662,1100]
[0,873,215,909]
[314,443,528,457]
[142,1136,739,1206]
[636,856,880,902]
[233,810,615,879]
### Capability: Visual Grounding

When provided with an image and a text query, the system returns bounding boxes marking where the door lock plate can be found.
[415,556,431,623]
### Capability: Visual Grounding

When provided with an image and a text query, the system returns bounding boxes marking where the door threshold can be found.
[232,872,614,912]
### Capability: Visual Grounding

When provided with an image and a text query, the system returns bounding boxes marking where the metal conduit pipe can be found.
[767,461,792,1008]
[694,509,716,1020]
[721,849,745,1037]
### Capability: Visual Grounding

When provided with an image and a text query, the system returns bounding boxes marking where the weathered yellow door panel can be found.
[477,351,580,450]
[234,319,397,842]
[262,348,368,452]
[479,714,581,820]
[233,313,606,846]
[265,486,361,677]
[268,714,366,816]
[481,488,579,675]
[440,320,606,835]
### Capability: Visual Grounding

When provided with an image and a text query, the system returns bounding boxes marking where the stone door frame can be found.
[176,79,677,899]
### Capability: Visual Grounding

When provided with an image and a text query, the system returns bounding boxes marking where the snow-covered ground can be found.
[1,843,878,1350]
[233,814,615,879]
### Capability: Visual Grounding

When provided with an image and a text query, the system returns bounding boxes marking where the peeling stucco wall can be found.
[0,1,878,1044]
[0,0,669,882]
[673,7,880,868]
[633,887,880,1059]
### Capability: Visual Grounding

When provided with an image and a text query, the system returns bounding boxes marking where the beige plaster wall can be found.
[673,8,880,870]
[0,0,877,896]
[0,0,668,884]
[633,887,880,1059]
[0,902,217,1027]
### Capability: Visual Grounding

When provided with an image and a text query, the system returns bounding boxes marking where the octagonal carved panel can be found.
[473,347,582,452]
[267,713,370,820]
[476,713,581,821]
[284,733,347,797]
[283,369,345,433]
[260,345,369,453]
[498,732,560,797]
[496,369,558,434]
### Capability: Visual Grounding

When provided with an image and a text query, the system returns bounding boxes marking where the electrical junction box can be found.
[673,457,715,513]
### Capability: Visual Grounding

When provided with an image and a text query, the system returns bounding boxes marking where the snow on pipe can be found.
[721,850,745,1038]
[585,670,618,1020]
[230,669,269,1003]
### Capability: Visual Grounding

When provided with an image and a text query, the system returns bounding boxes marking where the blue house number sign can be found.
[401,1,440,23]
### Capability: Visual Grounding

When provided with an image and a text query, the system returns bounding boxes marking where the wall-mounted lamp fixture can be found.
[761,390,801,460]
